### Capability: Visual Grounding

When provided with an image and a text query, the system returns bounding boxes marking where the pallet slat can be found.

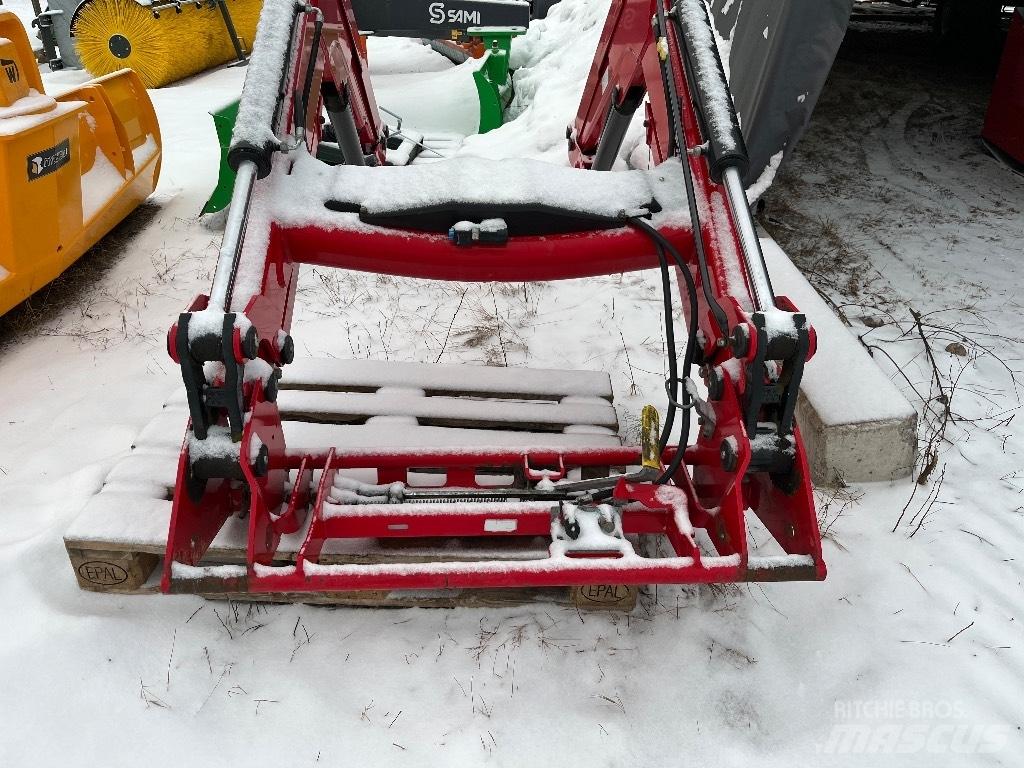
[280,358,614,400]
[278,389,618,431]
[148,404,620,457]
[283,421,622,458]
[66,359,637,611]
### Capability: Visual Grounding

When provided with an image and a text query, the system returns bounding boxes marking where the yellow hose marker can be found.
[640,405,661,471]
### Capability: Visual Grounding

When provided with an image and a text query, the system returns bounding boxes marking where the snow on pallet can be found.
[64,359,637,611]
[410,131,465,164]
[273,357,618,432]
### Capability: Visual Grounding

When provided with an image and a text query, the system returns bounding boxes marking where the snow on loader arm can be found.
[163,0,825,598]
[201,1,526,214]
[0,9,161,316]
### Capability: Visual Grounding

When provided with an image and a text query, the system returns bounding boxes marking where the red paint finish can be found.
[279,223,692,282]
[162,0,826,597]
[983,10,1024,169]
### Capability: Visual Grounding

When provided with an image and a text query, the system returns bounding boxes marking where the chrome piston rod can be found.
[721,165,775,312]
[209,159,257,310]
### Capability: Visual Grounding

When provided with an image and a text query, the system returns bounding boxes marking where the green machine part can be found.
[201,29,524,214]
[470,26,526,134]
[202,99,240,215]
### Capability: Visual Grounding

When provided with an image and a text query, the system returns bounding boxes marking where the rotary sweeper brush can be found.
[37,0,262,88]
[0,10,161,317]
[159,0,826,597]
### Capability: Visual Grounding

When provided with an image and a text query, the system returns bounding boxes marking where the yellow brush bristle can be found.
[74,0,262,88]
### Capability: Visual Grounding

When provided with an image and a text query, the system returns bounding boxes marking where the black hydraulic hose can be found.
[654,240,678,450]
[653,0,730,338]
[628,217,699,485]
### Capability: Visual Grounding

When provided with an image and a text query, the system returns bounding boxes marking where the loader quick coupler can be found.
[172,310,256,456]
[552,501,622,544]
[552,503,627,555]
[735,309,811,484]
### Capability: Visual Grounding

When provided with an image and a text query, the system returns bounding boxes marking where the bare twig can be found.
[899,562,929,595]
[166,629,177,691]
[435,288,468,363]
[946,621,975,644]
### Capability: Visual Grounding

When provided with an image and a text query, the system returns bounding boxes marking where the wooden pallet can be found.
[64,359,638,612]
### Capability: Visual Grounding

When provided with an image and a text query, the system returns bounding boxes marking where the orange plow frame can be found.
[0,9,161,316]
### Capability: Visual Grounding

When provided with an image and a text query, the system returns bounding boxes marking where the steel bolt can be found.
[706,366,725,400]
[730,324,750,357]
[242,326,259,360]
[252,444,270,477]
[279,334,295,365]
[264,371,280,403]
[720,440,738,473]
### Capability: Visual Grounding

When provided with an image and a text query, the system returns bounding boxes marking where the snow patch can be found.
[231,0,300,151]
[81,151,125,223]
[745,150,784,203]
[0,88,56,119]
[275,151,679,225]
[132,135,159,169]
[676,0,737,158]
[171,562,247,579]
[188,424,239,461]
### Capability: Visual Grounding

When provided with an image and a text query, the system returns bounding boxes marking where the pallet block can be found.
[67,547,160,593]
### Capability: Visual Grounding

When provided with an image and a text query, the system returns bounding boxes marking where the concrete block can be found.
[761,237,918,485]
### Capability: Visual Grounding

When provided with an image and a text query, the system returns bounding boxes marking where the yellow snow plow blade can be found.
[0,9,161,316]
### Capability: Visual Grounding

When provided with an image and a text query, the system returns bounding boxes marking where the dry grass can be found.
[297,267,542,367]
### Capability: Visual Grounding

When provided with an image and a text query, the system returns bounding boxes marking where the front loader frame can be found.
[162,0,826,597]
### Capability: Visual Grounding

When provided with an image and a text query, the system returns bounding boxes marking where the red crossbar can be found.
[278,223,694,282]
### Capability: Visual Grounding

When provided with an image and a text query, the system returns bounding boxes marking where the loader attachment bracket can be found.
[171,305,258,451]
[162,0,827,599]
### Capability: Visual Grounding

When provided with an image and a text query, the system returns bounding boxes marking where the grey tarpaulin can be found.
[708,0,854,187]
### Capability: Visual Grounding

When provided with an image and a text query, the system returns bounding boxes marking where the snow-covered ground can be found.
[1,1,1021,765]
